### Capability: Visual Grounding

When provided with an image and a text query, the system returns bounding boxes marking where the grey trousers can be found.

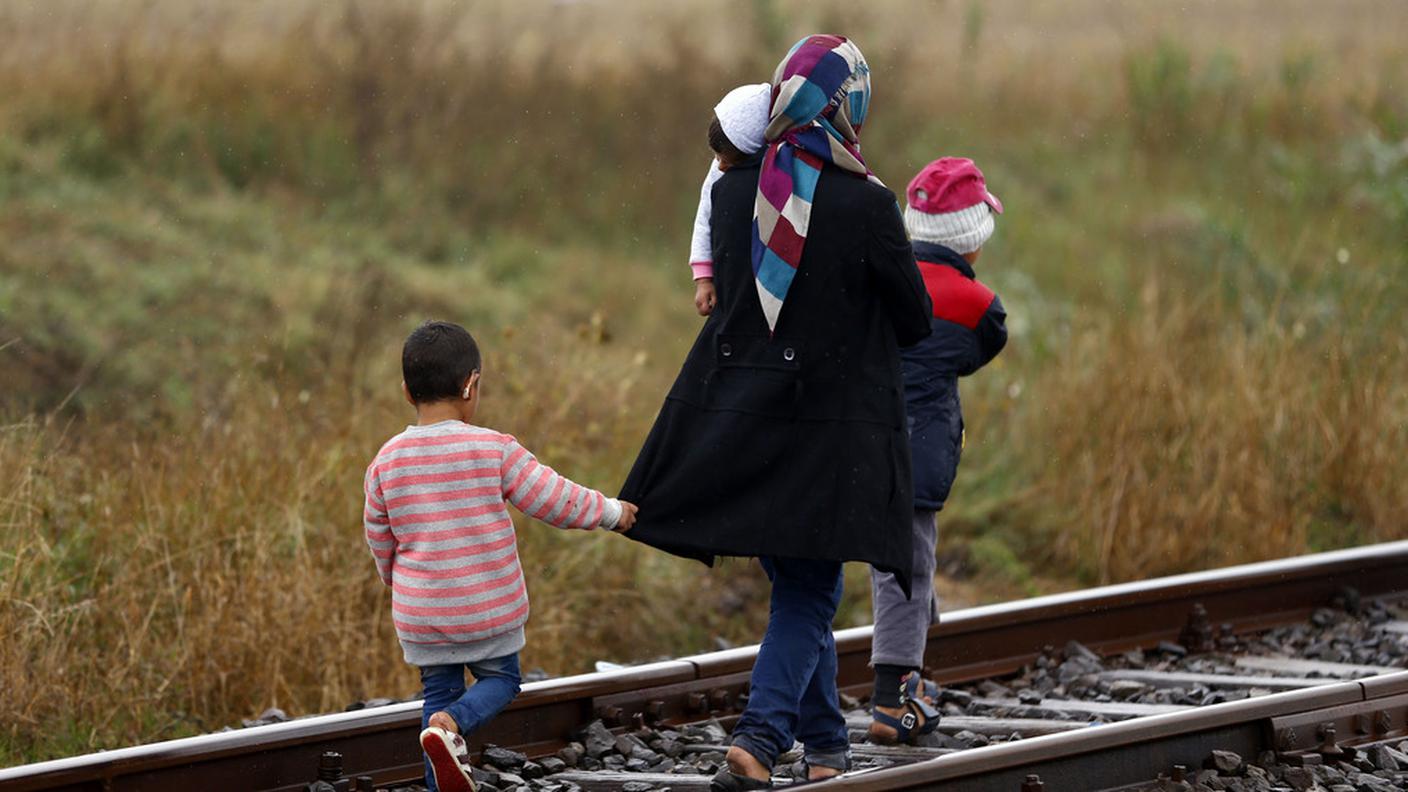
[869,510,940,668]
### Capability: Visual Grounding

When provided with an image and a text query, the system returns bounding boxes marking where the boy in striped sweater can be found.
[364,320,637,792]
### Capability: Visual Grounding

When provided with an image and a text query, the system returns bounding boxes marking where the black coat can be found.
[619,160,932,594]
[902,242,1008,510]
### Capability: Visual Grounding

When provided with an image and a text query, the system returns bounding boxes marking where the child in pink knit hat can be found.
[868,157,1009,745]
[687,82,771,317]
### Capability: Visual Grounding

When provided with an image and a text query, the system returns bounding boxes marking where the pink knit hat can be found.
[904,158,1003,254]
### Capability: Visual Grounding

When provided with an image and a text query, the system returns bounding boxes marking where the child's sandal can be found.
[869,674,942,745]
[869,700,940,745]
[902,672,941,704]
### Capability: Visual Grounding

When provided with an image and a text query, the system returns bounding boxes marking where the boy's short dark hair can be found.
[708,115,746,163]
[402,320,481,403]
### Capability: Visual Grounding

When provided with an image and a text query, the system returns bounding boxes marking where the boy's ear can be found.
[401,380,416,407]
[462,370,480,400]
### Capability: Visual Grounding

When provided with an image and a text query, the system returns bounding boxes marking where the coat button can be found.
[720,343,732,357]
[783,347,796,361]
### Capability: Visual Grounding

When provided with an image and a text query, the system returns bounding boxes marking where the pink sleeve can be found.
[500,436,606,530]
[688,159,725,279]
[363,463,395,586]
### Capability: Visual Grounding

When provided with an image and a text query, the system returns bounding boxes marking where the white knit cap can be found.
[904,201,995,255]
[713,83,772,155]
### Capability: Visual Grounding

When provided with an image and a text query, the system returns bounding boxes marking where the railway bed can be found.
[398,598,1408,792]
[5,541,1408,792]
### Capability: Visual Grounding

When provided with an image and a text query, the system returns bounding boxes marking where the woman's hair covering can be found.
[752,34,883,332]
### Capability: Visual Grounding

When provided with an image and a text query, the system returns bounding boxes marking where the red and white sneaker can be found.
[419,726,476,792]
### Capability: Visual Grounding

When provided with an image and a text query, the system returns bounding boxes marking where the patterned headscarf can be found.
[753,34,882,332]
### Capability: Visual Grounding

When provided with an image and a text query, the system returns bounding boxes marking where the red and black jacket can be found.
[901,241,1008,510]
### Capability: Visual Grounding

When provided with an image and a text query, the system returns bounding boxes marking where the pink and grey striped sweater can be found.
[364,420,622,666]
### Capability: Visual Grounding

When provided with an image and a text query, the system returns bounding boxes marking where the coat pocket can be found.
[707,334,806,417]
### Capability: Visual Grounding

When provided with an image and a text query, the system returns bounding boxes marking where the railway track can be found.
[5,541,1408,792]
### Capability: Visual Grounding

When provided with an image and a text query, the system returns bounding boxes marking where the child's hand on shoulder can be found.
[694,279,716,317]
[613,501,639,533]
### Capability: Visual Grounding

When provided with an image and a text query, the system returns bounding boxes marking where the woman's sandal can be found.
[790,758,848,784]
[710,770,773,791]
[868,674,942,745]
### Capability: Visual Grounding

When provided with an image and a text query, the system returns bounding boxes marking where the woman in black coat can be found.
[620,35,931,787]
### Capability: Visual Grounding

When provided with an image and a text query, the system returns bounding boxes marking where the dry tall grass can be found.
[1014,280,1408,583]
[3,0,1407,765]
[1,335,776,760]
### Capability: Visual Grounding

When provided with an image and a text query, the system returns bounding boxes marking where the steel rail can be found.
[4,540,1407,791]
[823,671,1408,791]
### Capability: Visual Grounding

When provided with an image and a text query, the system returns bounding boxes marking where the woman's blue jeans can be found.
[730,557,850,772]
[419,653,522,791]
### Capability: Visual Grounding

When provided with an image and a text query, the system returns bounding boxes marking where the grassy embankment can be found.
[2,0,1406,765]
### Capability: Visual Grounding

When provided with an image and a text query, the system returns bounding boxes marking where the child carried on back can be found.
[686,82,772,318]
[363,320,637,792]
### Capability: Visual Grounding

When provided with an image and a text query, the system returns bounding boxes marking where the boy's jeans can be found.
[419,653,522,792]
[730,557,850,773]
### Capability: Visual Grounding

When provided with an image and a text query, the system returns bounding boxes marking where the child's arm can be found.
[363,464,396,586]
[972,293,1008,370]
[688,159,725,282]
[500,436,629,531]
[689,161,724,317]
